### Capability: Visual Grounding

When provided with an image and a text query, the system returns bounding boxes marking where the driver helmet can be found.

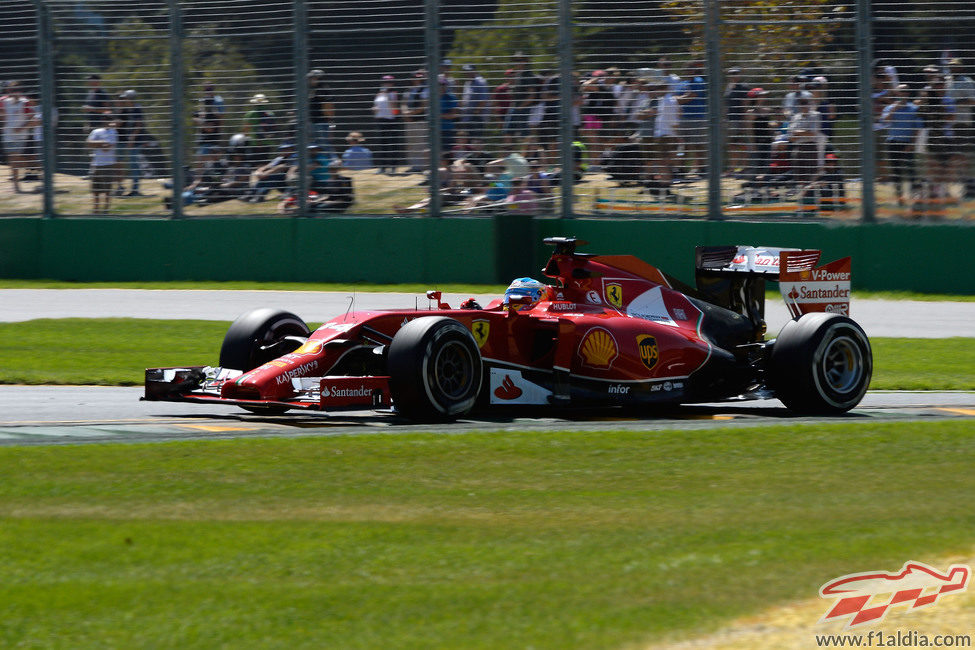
[503,277,552,310]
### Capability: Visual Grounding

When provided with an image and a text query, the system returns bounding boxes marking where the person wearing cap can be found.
[677,60,707,176]
[788,96,824,187]
[85,112,119,213]
[372,75,400,174]
[80,74,111,174]
[401,69,428,172]
[918,69,962,207]
[945,57,975,197]
[459,64,489,141]
[782,74,812,120]
[307,69,335,155]
[242,93,277,165]
[114,89,146,196]
[309,159,354,214]
[2,81,33,193]
[502,54,538,146]
[341,131,373,170]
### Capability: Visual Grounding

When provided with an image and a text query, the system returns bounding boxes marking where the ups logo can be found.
[636,335,658,371]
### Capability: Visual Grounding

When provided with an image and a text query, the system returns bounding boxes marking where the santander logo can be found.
[494,374,523,400]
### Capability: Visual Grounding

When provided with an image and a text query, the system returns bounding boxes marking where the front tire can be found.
[769,313,872,414]
[388,317,483,421]
[219,308,310,372]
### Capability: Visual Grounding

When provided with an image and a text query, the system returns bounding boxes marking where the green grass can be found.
[0,318,972,390]
[1,421,973,649]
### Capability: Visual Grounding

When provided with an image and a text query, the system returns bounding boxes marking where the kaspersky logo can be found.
[819,561,971,627]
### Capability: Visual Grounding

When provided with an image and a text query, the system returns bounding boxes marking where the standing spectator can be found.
[459,64,489,141]
[503,53,538,146]
[193,85,223,164]
[401,69,428,173]
[2,81,32,193]
[918,71,960,207]
[744,87,774,175]
[783,74,812,120]
[724,67,749,173]
[440,59,456,94]
[86,112,118,213]
[809,76,836,140]
[82,74,111,131]
[341,131,373,170]
[372,75,399,174]
[492,69,515,131]
[307,69,335,156]
[537,70,561,166]
[871,65,895,181]
[242,93,276,165]
[788,96,824,187]
[653,81,681,192]
[580,70,615,168]
[440,76,460,156]
[880,84,923,207]
[115,89,146,197]
[945,57,975,197]
[678,60,707,176]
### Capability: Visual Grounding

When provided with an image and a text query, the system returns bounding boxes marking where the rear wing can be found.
[695,246,851,321]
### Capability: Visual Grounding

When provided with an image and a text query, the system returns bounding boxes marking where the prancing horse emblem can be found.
[605,283,623,309]
[471,320,490,348]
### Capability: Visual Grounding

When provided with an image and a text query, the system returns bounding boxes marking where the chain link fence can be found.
[1,0,974,222]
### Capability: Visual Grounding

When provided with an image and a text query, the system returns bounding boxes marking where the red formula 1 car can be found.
[145,238,872,420]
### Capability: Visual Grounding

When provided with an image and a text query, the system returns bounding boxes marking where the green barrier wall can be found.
[1,217,973,293]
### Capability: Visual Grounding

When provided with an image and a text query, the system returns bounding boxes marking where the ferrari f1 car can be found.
[145,237,872,420]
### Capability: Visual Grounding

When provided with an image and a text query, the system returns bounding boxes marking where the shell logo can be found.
[579,327,619,369]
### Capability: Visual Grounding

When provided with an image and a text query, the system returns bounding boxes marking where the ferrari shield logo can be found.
[637,335,658,371]
[471,320,490,348]
[605,283,623,309]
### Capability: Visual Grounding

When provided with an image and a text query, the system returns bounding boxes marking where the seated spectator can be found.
[341,131,373,170]
[194,151,251,205]
[310,160,355,213]
[505,178,539,214]
[246,142,295,202]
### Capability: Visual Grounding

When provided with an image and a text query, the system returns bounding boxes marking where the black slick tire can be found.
[219,308,310,372]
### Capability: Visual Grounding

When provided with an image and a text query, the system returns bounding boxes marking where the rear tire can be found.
[388,317,482,421]
[769,313,872,414]
[219,308,310,372]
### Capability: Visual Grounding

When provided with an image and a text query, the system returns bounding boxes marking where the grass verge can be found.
[0,318,972,390]
[1,421,973,649]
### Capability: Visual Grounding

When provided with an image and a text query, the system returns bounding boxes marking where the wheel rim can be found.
[432,339,475,400]
[821,334,864,395]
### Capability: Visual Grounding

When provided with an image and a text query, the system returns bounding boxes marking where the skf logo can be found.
[471,320,490,348]
[637,335,658,371]
[819,561,970,628]
[605,283,623,309]
[579,327,619,369]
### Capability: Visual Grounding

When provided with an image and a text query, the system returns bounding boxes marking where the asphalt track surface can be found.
[0,289,972,445]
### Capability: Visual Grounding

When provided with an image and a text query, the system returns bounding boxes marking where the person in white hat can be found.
[243,93,276,164]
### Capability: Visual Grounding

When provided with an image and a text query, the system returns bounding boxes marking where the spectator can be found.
[459,64,489,141]
[724,67,749,173]
[82,74,111,132]
[372,75,399,174]
[503,53,538,146]
[2,81,32,193]
[440,76,460,155]
[788,96,824,186]
[246,142,295,203]
[945,57,975,197]
[440,59,455,94]
[86,112,118,213]
[242,93,276,165]
[880,84,923,207]
[195,151,251,205]
[193,84,223,164]
[492,68,515,130]
[653,81,681,193]
[918,70,961,207]
[678,60,707,176]
[744,87,774,176]
[783,74,812,119]
[341,131,373,170]
[401,69,428,173]
[809,76,837,139]
[115,89,146,197]
[580,70,615,168]
[307,69,335,155]
[310,160,354,213]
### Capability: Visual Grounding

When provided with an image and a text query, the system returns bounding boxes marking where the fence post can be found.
[168,0,185,220]
[557,0,574,220]
[704,0,724,220]
[34,0,56,218]
[855,0,875,223]
[294,0,309,217]
[425,0,442,217]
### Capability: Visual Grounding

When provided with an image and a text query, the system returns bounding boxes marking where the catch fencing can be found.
[1,0,974,223]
